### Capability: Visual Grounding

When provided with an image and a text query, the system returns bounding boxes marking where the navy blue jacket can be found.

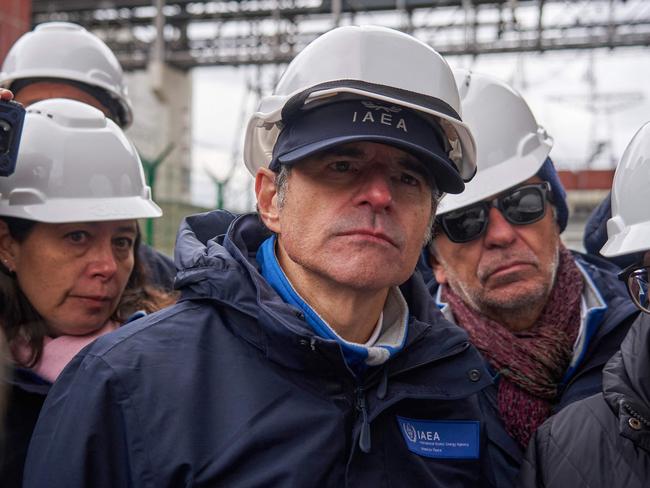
[418,250,638,467]
[519,313,650,487]
[25,211,516,488]
[553,252,637,410]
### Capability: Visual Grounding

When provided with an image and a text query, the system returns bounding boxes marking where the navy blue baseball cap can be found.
[270,99,465,194]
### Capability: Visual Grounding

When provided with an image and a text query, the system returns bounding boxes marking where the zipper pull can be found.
[356,388,371,453]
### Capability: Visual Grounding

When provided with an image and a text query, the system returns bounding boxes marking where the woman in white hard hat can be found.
[519,122,650,488]
[0,23,177,292]
[0,97,176,487]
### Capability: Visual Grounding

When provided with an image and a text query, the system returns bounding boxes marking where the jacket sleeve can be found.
[23,352,149,488]
[517,423,550,488]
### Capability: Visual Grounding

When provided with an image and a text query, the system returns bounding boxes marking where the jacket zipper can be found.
[352,340,472,455]
[355,386,372,453]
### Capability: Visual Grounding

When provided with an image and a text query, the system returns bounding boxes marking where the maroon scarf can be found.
[442,245,583,448]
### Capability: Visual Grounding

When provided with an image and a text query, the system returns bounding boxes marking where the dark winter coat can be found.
[24,211,517,488]
[551,252,638,411]
[518,312,650,487]
[1,316,146,488]
[1,369,49,488]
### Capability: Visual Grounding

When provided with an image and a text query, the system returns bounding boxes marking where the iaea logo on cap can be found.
[361,101,402,113]
[352,101,408,132]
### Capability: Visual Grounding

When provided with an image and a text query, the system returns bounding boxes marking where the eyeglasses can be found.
[437,182,553,243]
[619,263,650,313]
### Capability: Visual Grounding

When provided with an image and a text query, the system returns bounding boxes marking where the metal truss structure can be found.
[31,0,650,71]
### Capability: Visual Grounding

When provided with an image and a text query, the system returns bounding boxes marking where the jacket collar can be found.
[173,211,487,389]
[256,234,410,374]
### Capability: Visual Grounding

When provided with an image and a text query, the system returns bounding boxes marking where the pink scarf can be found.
[11,321,119,383]
[442,245,583,448]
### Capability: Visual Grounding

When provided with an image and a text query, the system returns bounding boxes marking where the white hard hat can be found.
[437,69,553,214]
[0,99,161,223]
[243,25,476,187]
[601,122,650,257]
[0,22,133,128]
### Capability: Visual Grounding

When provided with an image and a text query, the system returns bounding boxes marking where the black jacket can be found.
[518,313,650,487]
[24,211,517,488]
[1,369,49,488]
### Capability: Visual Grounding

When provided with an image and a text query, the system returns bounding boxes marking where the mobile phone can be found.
[0,99,26,177]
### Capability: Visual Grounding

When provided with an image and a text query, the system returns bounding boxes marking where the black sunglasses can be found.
[437,182,553,243]
[618,263,650,314]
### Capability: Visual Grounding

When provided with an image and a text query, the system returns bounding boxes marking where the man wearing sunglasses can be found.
[519,121,650,488]
[426,71,638,457]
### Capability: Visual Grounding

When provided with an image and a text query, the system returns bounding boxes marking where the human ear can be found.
[255,168,281,233]
[428,244,449,285]
[0,220,18,273]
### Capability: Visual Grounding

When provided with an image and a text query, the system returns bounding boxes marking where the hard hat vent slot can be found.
[88,69,114,87]
[519,133,541,156]
[607,215,626,237]
[8,188,46,206]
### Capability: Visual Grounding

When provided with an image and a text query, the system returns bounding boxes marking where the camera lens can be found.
[0,119,12,155]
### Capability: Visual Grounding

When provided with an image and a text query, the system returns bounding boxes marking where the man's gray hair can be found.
[423,194,440,246]
[274,165,292,209]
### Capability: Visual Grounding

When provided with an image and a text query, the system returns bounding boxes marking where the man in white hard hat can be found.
[0,22,132,127]
[24,26,514,487]
[519,121,650,488]
[0,22,175,290]
[426,70,637,454]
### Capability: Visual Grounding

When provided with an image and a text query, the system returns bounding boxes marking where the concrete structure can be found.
[125,62,193,204]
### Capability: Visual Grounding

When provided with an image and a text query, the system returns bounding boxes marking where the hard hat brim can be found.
[601,221,650,258]
[0,196,162,223]
[437,137,552,214]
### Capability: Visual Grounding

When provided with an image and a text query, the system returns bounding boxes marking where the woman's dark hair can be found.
[0,217,177,368]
